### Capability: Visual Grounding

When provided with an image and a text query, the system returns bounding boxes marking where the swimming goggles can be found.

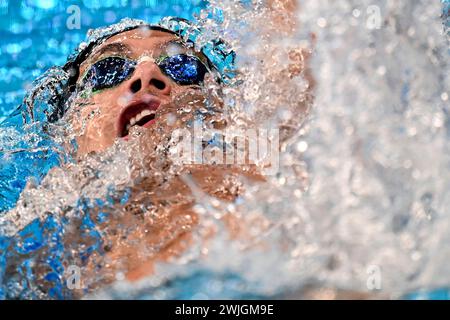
[80,53,210,93]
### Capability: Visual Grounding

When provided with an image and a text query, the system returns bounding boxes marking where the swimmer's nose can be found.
[128,61,172,96]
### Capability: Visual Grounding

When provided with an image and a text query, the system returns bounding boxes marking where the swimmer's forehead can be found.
[79,29,196,76]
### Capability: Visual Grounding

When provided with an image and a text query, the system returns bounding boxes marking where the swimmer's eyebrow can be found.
[88,43,132,62]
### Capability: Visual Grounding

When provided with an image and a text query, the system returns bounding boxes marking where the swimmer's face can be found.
[71,28,210,155]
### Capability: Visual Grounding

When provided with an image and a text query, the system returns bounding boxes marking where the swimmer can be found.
[68,22,250,279]
[2,0,316,299]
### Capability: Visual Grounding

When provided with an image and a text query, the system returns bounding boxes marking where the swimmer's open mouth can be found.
[118,98,160,138]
